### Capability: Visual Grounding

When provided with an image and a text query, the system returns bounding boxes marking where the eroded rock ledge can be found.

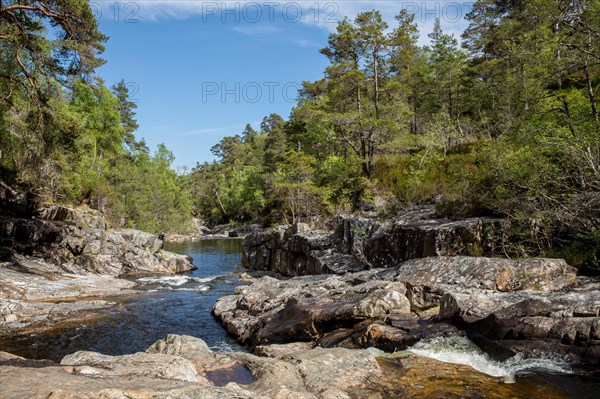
[0,205,195,276]
[215,256,599,365]
[241,208,509,276]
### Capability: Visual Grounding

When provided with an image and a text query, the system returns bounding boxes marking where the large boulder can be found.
[213,274,411,346]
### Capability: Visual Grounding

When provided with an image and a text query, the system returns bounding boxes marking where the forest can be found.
[0,0,192,233]
[1,1,599,268]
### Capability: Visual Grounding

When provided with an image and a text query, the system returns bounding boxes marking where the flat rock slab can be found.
[0,256,138,330]
[378,256,578,292]
[0,258,137,302]
[0,335,387,399]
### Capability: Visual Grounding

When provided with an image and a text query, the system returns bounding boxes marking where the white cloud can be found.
[93,1,473,43]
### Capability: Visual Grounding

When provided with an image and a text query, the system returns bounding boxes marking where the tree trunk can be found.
[373,48,380,119]
[360,133,369,177]
[584,34,599,132]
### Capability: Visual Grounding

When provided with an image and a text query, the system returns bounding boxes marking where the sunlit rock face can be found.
[1,334,593,399]
[0,334,385,399]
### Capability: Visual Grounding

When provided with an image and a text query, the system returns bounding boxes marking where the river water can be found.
[1,239,598,397]
[0,239,246,360]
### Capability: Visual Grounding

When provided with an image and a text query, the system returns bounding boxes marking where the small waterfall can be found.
[408,336,572,382]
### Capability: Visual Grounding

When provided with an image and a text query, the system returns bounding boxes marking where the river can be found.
[1,238,598,398]
[0,239,246,361]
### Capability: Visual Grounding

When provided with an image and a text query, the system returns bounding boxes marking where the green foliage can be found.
[110,145,193,234]
[192,124,269,225]
[375,142,485,210]
[544,233,600,273]
[6,0,597,266]
[0,2,192,233]
[191,1,599,272]
[271,150,330,223]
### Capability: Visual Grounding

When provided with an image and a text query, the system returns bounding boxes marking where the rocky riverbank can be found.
[1,182,598,397]
[1,334,590,399]
[219,215,600,368]
[0,183,196,332]
[240,208,509,276]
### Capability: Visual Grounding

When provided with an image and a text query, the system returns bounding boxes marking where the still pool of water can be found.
[0,239,247,361]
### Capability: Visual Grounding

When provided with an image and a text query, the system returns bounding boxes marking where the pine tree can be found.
[112,79,147,153]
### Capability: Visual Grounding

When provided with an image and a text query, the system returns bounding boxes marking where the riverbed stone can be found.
[1,346,583,399]
[0,335,394,399]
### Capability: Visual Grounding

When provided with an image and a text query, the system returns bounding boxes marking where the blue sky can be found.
[95,1,473,169]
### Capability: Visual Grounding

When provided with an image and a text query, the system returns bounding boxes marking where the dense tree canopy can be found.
[0,0,191,233]
[191,1,599,270]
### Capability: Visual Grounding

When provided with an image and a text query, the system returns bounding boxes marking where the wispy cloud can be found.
[94,1,473,42]
[294,38,318,48]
